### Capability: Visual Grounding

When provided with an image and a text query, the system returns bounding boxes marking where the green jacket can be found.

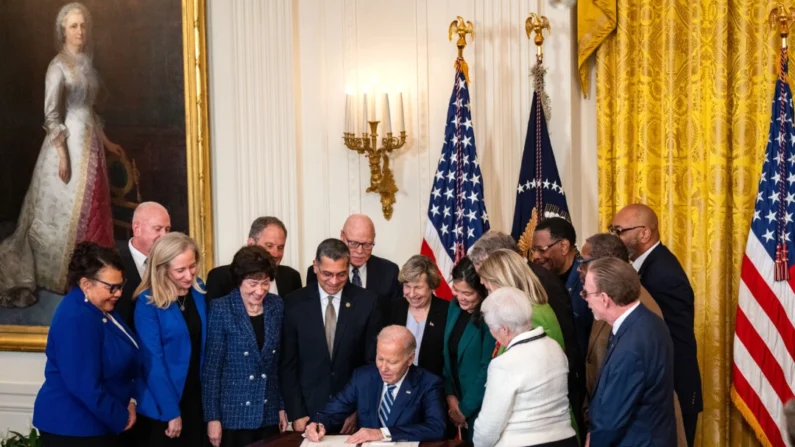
[442,299,496,431]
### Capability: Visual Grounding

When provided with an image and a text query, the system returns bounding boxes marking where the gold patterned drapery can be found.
[594,0,779,445]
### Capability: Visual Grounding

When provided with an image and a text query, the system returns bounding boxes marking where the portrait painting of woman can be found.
[0,2,123,308]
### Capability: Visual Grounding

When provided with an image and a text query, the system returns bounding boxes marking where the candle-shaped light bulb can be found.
[344,94,351,133]
[362,93,369,133]
[382,93,392,134]
[396,92,405,132]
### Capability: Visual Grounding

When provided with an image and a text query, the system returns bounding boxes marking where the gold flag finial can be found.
[449,16,474,83]
[526,13,551,59]
[770,4,795,49]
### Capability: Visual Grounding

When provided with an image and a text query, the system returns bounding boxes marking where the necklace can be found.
[177,295,186,311]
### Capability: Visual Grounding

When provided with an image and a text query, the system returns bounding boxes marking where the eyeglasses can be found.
[531,239,561,254]
[607,225,646,236]
[580,289,601,300]
[342,234,375,251]
[93,278,127,294]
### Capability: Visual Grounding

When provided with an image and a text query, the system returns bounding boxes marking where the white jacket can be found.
[473,328,576,447]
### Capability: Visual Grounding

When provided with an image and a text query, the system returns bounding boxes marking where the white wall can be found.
[0,0,597,435]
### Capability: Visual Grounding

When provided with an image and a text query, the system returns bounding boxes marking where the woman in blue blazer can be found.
[443,257,496,443]
[33,242,142,447]
[133,232,208,447]
[202,246,287,447]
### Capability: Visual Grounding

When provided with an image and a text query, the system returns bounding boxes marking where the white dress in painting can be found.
[0,51,113,306]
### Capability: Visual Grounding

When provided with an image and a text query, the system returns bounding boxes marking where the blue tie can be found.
[352,267,362,287]
[379,384,396,427]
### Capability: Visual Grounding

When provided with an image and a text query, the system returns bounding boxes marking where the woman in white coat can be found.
[474,287,578,447]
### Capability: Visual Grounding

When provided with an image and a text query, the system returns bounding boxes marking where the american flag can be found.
[511,61,570,248]
[420,67,490,299]
[732,48,795,447]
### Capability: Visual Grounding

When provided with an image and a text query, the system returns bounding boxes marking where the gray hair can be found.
[378,325,417,356]
[399,255,441,289]
[249,216,288,240]
[585,233,629,262]
[469,231,520,265]
[481,286,534,334]
[55,3,93,57]
[315,238,350,263]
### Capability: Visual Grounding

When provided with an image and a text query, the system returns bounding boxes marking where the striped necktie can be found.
[352,267,362,287]
[379,384,397,427]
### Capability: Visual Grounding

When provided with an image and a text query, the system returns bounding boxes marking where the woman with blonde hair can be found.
[133,232,209,446]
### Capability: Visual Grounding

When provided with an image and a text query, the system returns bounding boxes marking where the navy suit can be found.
[312,365,446,442]
[134,284,207,421]
[280,283,382,421]
[638,243,703,444]
[589,303,676,447]
[202,289,284,429]
[33,287,143,437]
[306,254,401,320]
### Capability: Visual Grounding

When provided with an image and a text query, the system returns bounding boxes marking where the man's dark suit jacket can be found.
[384,296,449,378]
[590,303,677,447]
[116,242,141,330]
[527,260,586,436]
[280,282,382,421]
[312,365,446,442]
[204,264,302,300]
[306,254,401,320]
[637,243,703,417]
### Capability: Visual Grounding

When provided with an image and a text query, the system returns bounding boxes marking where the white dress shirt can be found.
[350,263,368,287]
[632,241,661,271]
[611,301,642,335]
[318,285,341,327]
[106,313,138,349]
[379,369,409,440]
[405,313,426,366]
[128,239,147,277]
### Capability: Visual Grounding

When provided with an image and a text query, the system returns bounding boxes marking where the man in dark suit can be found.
[115,201,170,329]
[205,216,302,300]
[281,238,382,435]
[306,214,401,319]
[304,326,446,443]
[611,203,703,446]
[584,257,677,447]
[469,230,586,438]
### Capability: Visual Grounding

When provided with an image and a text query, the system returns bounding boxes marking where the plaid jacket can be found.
[201,289,284,429]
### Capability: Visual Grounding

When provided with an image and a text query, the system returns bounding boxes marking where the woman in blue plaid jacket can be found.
[202,246,287,447]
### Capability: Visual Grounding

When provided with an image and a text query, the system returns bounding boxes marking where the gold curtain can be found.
[594,0,779,445]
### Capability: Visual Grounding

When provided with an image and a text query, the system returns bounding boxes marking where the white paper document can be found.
[299,435,353,447]
[362,443,420,447]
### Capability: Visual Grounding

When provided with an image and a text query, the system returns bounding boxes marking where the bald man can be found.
[306,214,401,319]
[305,326,446,443]
[116,201,171,328]
[610,204,702,446]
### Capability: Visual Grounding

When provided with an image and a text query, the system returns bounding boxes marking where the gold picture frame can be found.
[0,0,213,352]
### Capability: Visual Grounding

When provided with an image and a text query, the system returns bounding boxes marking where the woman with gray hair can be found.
[474,287,577,447]
[384,255,448,377]
[0,2,127,306]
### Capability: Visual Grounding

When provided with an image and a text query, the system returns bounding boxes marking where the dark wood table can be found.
[249,432,470,447]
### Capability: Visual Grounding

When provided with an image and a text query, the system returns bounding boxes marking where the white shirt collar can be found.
[128,239,147,276]
[631,240,661,271]
[611,301,642,335]
[318,284,339,302]
[383,367,410,395]
[506,326,545,350]
[350,262,367,287]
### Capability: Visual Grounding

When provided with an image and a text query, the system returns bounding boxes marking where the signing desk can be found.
[249,432,470,447]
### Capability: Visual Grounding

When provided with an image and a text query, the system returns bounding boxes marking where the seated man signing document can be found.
[304,326,446,444]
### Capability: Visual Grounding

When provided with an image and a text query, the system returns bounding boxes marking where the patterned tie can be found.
[352,267,362,287]
[607,331,615,349]
[379,384,397,427]
[325,296,336,358]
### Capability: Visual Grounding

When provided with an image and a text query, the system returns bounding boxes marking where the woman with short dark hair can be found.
[202,245,287,447]
[33,242,141,447]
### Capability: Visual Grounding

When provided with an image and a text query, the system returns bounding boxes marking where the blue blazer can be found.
[134,283,207,421]
[202,289,284,429]
[589,303,677,447]
[33,287,143,436]
[565,256,593,359]
[312,365,446,442]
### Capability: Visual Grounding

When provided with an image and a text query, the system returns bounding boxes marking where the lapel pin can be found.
[429,322,435,327]
[406,390,411,394]
[102,318,107,323]
[345,302,351,308]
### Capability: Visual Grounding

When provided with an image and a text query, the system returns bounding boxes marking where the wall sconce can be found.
[343,91,407,220]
